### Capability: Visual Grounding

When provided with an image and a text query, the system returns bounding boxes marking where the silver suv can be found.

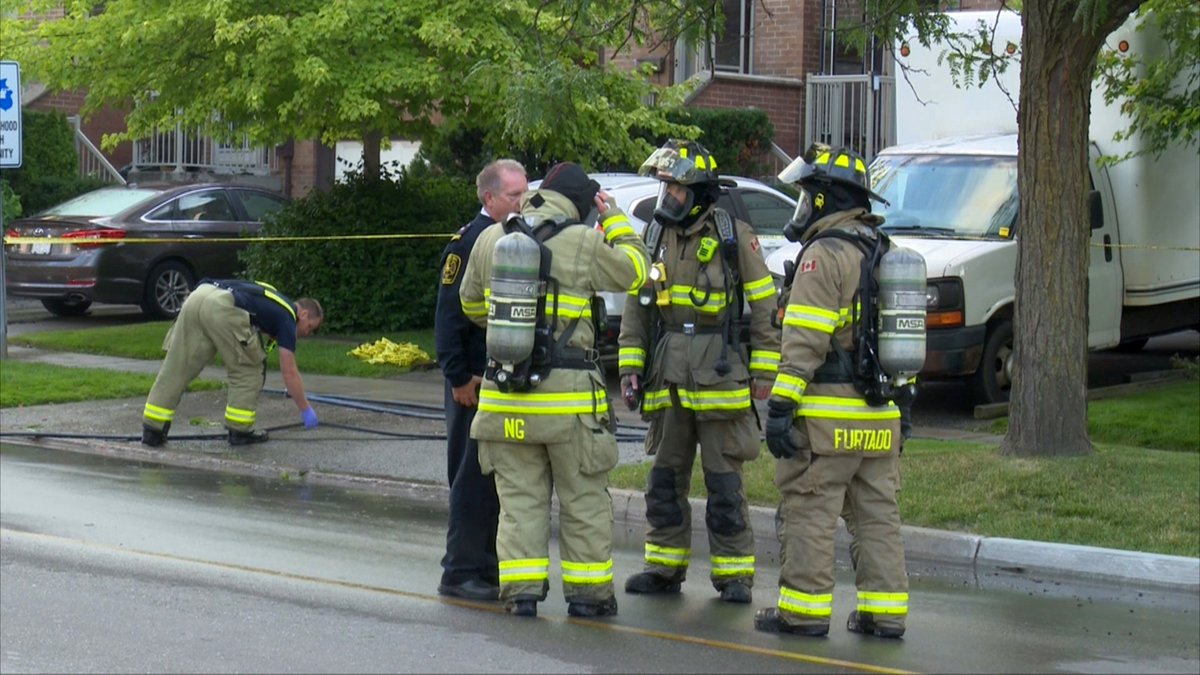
[529,172,795,354]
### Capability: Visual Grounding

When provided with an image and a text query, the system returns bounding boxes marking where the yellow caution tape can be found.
[3,233,454,246]
[348,337,432,367]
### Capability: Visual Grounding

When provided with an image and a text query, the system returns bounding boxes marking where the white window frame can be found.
[674,0,753,81]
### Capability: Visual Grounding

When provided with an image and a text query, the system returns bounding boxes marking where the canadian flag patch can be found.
[750,236,761,252]
[800,260,818,274]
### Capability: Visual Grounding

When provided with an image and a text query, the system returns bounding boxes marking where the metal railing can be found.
[69,116,126,185]
[805,74,896,161]
[132,124,277,176]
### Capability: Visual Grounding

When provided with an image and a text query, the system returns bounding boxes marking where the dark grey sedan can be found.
[3,182,287,319]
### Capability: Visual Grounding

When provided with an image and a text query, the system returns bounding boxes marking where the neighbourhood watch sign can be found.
[0,61,22,168]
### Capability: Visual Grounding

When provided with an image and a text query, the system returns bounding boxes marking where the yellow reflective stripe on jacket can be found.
[857,591,909,615]
[499,558,550,583]
[224,405,256,425]
[617,242,649,290]
[143,403,174,423]
[260,288,297,321]
[479,389,608,415]
[601,212,634,240]
[749,349,780,374]
[645,543,691,568]
[778,587,833,618]
[711,555,755,577]
[642,386,750,412]
[545,292,593,320]
[669,285,732,314]
[461,297,488,318]
[771,373,808,404]
[782,304,840,333]
[619,346,646,370]
[562,559,614,585]
[743,275,776,302]
[798,395,900,420]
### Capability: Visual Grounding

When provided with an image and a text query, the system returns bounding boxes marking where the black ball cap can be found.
[541,162,600,220]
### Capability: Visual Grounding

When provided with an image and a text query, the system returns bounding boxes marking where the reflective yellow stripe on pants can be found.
[499,558,550,584]
[777,587,833,618]
[857,590,909,615]
[562,559,614,585]
[711,554,755,577]
[644,543,690,569]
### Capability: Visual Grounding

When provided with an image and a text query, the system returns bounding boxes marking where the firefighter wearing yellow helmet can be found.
[755,144,911,639]
[618,139,781,604]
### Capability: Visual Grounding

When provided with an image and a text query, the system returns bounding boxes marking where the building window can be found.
[674,0,753,81]
[713,0,752,74]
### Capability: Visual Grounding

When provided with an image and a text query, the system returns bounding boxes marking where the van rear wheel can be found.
[968,320,1013,405]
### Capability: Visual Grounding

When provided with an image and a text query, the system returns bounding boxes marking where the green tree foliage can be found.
[0,0,710,171]
[1094,0,1200,161]
[2,110,107,214]
[239,164,475,333]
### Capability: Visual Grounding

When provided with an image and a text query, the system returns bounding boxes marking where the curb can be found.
[14,436,1199,597]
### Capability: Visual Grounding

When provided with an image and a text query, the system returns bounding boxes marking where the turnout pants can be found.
[774,451,908,631]
[441,380,500,587]
[143,284,267,433]
[640,398,758,589]
[481,417,617,604]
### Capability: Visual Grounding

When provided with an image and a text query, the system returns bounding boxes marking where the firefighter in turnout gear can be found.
[141,280,324,447]
[618,139,781,604]
[755,145,910,639]
[459,162,650,619]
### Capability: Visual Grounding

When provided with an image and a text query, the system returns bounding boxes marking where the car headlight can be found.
[925,278,964,328]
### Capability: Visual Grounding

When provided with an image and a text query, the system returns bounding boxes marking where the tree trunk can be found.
[362,129,382,180]
[999,0,1142,457]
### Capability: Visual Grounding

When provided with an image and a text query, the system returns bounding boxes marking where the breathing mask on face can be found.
[654,181,695,225]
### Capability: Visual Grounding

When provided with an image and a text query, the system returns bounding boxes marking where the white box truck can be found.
[767,9,1199,404]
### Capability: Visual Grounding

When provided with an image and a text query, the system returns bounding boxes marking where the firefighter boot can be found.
[754,608,830,637]
[228,428,270,446]
[505,595,539,618]
[718,580,752,604]
[846,610,905,639]
[624,572,682,595]
[141,422,170,447]
[567,596,618,619]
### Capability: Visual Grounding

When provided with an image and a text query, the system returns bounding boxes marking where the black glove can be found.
[765,399,800,460]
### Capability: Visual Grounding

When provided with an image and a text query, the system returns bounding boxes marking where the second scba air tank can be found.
[876,245,927,379]
[486,227,542,383]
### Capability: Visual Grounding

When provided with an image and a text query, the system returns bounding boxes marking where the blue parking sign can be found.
[0,61,22,168]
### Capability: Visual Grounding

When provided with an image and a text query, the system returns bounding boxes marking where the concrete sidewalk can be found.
[1,344,1196,597]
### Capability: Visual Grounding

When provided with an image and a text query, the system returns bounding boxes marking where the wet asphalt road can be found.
[3,443,1198,674]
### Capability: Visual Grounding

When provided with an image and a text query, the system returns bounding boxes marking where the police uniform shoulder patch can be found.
[442,254,462,285]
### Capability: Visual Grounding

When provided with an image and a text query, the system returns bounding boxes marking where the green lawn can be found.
[610,376,1200,558]
[0,361,223,408]
[10,322,438,378]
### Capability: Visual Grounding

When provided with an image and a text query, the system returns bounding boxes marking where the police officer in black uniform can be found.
[434,159,528,601]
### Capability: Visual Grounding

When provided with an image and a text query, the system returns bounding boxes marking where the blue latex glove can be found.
[300,406,318,429]
[765,399,799,460]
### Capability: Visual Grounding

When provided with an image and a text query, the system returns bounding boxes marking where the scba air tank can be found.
[877,245,928,377]
[487,231,542,366]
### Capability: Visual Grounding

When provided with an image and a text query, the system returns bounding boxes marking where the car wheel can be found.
[41,298,93,317]
[141,261,195,320]
[967,319,1014,405]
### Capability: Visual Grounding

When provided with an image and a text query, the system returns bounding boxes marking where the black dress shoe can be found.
[228,428,269,446]
[141,422,170,447]
[438,579,500,601]
[567,596,618,618]
[754,607,829,637]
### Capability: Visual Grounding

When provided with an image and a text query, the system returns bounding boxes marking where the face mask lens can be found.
[654,182,692,223]
[783,189,813,242]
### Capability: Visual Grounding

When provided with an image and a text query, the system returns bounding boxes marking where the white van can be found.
[766,10,1199,404]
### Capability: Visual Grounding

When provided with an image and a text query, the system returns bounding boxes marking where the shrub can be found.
[1,180,20,222]
[240,164,476,334]
[4,110,108,214]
